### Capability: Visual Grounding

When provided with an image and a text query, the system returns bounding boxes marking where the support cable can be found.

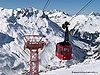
[43,0,51,11]
[35,0,51,25]
[69,0,95,22]
[56,0,95,37]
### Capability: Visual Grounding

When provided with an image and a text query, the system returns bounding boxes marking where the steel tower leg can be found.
[30,49,39,75]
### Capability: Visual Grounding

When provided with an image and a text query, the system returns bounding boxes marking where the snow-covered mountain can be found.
[0,7,100,75]
[69,12,100,60]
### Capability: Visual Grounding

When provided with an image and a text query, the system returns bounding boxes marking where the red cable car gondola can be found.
[56,21,72,60]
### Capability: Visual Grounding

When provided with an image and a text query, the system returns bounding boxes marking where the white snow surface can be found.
[0,7,100,75]
[40,60,100,75]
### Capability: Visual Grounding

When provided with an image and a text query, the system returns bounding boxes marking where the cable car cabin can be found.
[56,21,72,60]
[56,42,72,60]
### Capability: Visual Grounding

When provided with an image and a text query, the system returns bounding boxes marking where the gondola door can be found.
[63,46,72,60]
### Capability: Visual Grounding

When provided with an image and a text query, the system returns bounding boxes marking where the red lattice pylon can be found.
[23,34,45,75]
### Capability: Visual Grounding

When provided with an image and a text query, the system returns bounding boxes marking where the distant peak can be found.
[0,7,4,10]
[0,7,3,9]
[89,12,100,16]
[16,8,22,11]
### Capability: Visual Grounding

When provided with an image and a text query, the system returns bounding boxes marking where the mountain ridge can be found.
[0,7,100,75]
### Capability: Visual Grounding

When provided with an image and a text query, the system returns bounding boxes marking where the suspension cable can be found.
[35,0,51,25]
[43,0,51,11]
[69,0,95,22]
[55,0,95,37]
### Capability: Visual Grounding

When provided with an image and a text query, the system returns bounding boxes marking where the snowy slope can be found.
[0,7,76,75]
[0,7,100,75]
[46,10,100,59]
[69,12,100,60]
[40,60,100,75]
